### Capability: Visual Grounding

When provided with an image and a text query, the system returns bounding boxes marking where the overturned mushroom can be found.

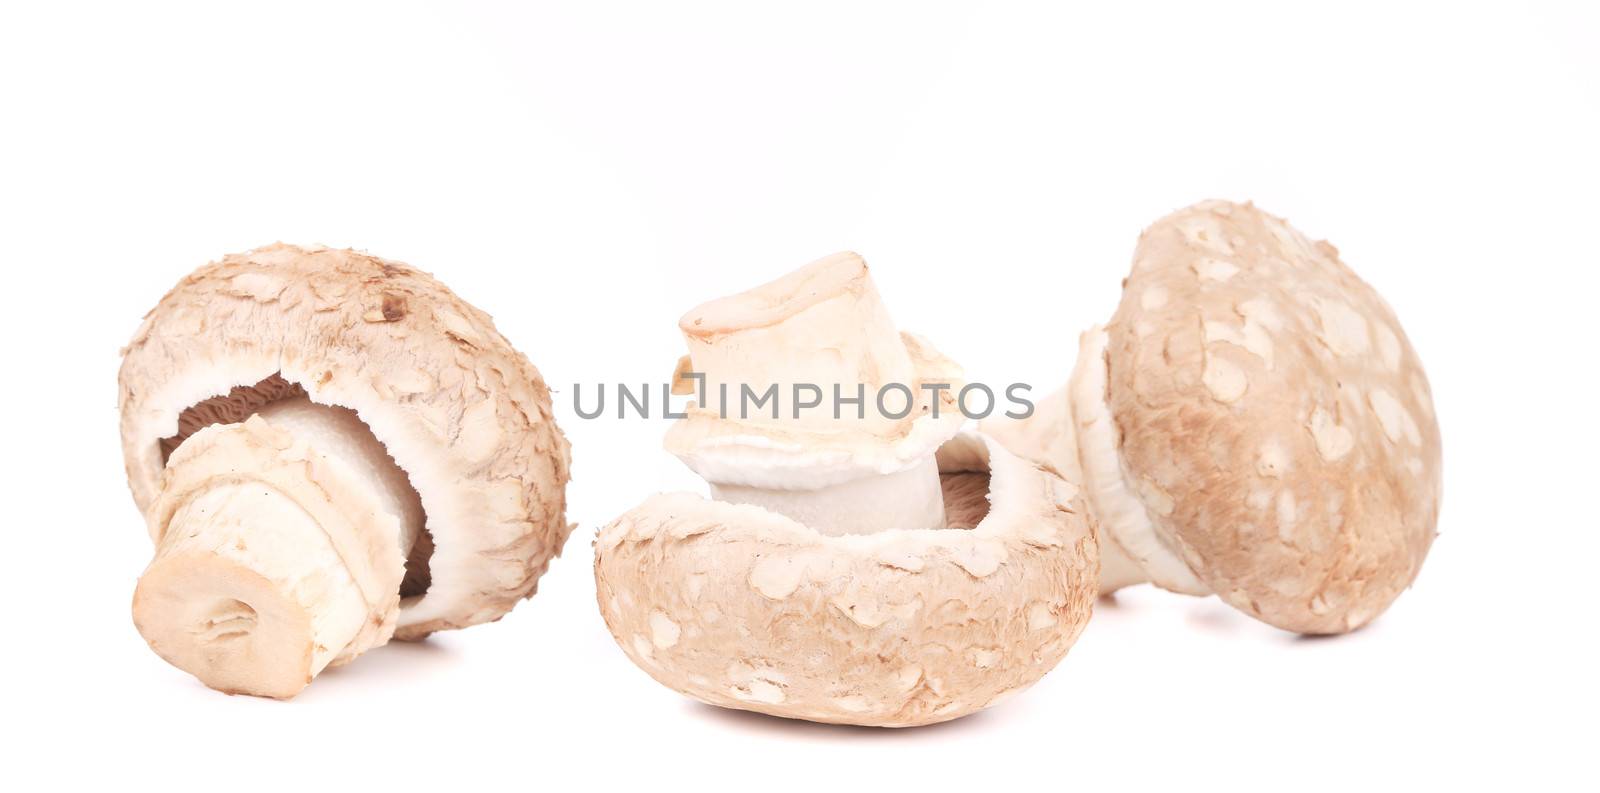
[595,253,1098,727]
[991,201,1440,634]
[120,244,571,697]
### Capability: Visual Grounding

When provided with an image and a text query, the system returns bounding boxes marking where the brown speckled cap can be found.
[119,243,572,640]
[1076,201,1441,634]
[595,433,1098,727]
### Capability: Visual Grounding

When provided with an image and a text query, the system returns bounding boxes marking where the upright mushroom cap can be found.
[596,434,1098,727]
[1075,201,1441,633]
[120,244,572,642]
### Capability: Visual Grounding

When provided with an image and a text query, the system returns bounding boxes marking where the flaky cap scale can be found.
[1082,201,1441,633]
[595,434,1098,727]
[119,243,572,639]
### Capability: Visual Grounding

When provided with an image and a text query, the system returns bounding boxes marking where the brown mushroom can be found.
[595,252,1098,726]
[120,244,571,697]
[992,201,1441,634]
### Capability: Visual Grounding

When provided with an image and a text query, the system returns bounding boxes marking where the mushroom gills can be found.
[938,469,991,529]
[158,374,304,463]
[133,396,425,698]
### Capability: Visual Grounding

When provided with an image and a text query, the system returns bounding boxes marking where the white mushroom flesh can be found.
[681,252,919,434]
[980,383,1148,593]
[133,397,422,698]
[710,457,944,537]
[255,398,425,554]
[673,253,951,534]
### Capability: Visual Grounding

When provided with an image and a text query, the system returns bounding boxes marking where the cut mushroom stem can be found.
[674,252,947,534]
[682,252,920,433]
[133,397,424,698]
[120,245,572,697]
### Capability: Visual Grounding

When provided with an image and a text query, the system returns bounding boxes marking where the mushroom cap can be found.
[119,244,572,638]
[594,433,1098,727]
[1088,200,1440,633]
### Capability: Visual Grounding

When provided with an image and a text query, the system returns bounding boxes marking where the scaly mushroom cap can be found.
[594,434,1098,727]
[1077,201,1441,633]
[119,243,572,639]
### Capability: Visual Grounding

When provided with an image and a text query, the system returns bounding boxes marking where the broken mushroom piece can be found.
[596,253,1098,726]
[120,244,571,697]
[996,201,1441,634]
[664,252,966,536]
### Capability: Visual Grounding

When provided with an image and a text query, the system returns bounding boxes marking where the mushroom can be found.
[595,253,1098,726]
[990,201,1441,634]
[120,244,571,697]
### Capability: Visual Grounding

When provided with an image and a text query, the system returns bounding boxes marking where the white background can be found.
[2,1,1596,789]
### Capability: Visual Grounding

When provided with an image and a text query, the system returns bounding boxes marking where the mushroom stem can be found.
[133,398,423,698]
[709,457,945,536]
[680,251,921,433]
[981,380,1149,593]
[675,252,947,533]
[1069,327,1209,596]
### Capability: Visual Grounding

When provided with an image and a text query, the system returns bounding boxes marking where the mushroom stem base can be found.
[133,399,421,698]
[133,482,378,698]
